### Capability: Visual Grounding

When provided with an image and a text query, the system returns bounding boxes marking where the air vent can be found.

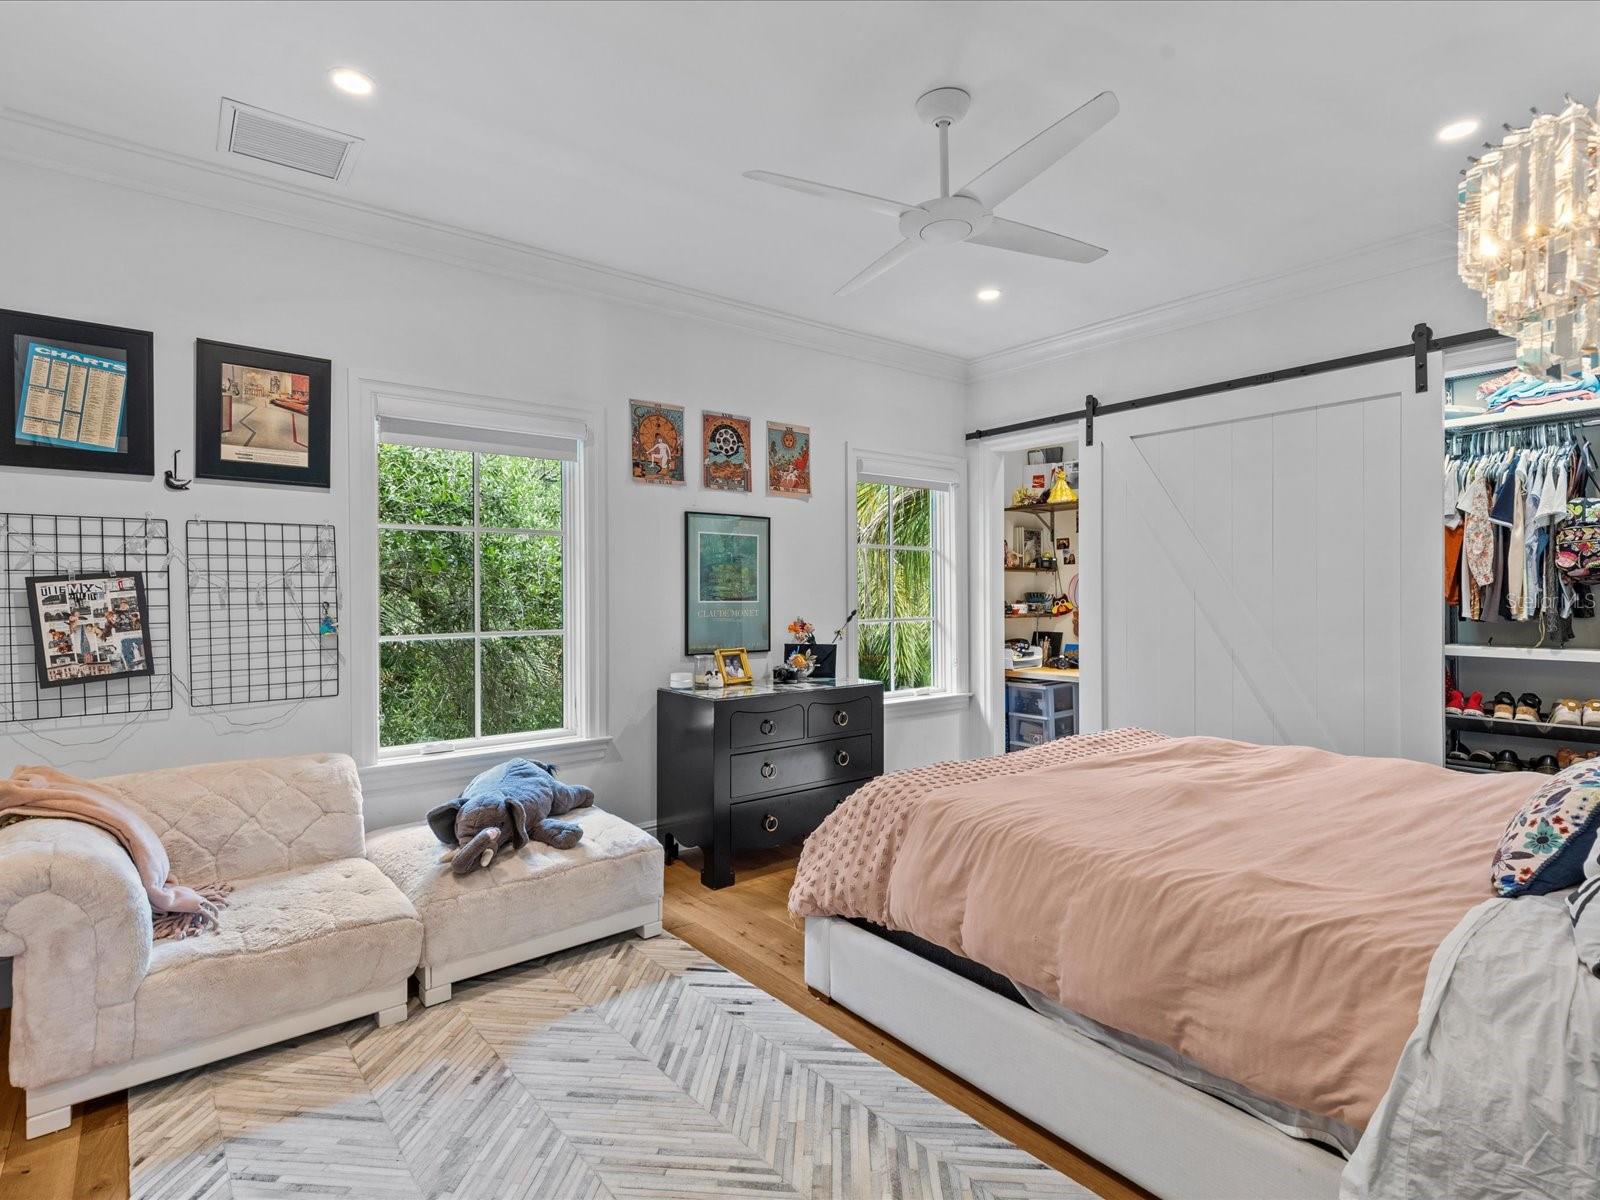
[216,99,363,182]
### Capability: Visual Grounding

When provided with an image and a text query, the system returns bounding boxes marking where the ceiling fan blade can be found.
[743,170,913,218]
[969,217,1106,263]
[835,239,924,296]
[959,91,1118,210]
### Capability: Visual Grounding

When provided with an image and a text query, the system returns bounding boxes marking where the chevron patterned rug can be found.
[127,932,1093,1199]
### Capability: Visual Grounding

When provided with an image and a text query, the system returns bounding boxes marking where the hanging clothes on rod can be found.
[1443,416,1599,643]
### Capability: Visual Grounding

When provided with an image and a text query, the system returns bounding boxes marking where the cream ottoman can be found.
[366,805,663,1006]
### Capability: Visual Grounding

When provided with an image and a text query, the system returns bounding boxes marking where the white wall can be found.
[0,161,969,829]
[967,259,1485,432]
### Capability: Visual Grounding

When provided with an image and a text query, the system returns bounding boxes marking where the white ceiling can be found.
[4,1,1600,361]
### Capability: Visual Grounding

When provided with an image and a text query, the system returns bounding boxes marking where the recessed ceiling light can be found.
[1436,117,1479,143]
[330,68,374,97]
[976,288,1002,302]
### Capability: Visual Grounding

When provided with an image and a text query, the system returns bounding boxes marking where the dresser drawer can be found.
[807,695,873,739]
[731,783,853,851]
[729,703,805,748]
[730,733,874,799]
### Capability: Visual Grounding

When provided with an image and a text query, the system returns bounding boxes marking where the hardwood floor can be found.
[0,846,1147,1200]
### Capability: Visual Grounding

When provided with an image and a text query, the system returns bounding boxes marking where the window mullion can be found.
[472,453,482,743]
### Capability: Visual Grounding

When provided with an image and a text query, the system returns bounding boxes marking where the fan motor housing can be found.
[900,194,991,244]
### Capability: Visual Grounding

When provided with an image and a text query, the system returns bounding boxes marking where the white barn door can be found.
[1082,353,1442,762]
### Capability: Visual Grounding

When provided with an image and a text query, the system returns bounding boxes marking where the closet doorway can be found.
[968,420,1090,756]
[1083,351,1444,763]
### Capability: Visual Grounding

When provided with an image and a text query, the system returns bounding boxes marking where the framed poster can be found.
[25,572,155,689]
[196,339,332,487]
[685,511,770,654]
[0,308,154,476]
[702,410,752,492]
[630,399,685,484]
[767,421,811,497]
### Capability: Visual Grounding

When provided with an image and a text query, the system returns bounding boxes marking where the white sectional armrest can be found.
[0,817,153,1089]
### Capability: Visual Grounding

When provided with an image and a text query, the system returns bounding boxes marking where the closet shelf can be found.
[1004,566,1061,573]
[1445,643,1600,664]
[1004,501,1078,514]
[1446,713,1600,745]
[1445,760,1499,775]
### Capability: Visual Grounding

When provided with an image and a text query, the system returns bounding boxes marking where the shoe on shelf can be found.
[1461,690,1484,717]
[1492,691,1517,721]
[1515,693,1543,723]
[1468,748,1496,766]
[1584,700,1600,727]
[1552,699,1583,726]
[1558,748,1582,771]
[1493,749,1524,772]
[1445,689,1465,715]
[1532,754,1561,775]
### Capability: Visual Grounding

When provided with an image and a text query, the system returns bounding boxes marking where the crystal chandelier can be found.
[1458,97,1600,380]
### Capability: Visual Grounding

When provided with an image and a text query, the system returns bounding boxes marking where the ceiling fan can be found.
[744,86,1117,296]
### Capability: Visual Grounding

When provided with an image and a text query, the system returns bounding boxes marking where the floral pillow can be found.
[1492,761,1600,896]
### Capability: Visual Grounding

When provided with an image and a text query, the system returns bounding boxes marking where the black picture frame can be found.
[24,571,156,690]
[195,338,332,488]
[0,308,154,476]
[684,511,771,655]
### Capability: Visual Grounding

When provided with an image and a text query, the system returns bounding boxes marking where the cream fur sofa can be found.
[0,753,421,1138]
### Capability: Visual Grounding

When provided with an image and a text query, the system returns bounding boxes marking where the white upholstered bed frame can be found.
[804,916,1345,1200]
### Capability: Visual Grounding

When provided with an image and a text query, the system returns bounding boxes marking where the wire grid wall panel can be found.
[1,513,174,723]
[185,520,340,707]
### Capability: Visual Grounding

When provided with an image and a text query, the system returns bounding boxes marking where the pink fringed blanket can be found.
[1,765,229,938]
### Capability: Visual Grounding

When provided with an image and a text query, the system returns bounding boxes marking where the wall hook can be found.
[164,450,191,491]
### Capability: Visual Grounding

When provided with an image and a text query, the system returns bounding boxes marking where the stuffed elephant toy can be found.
[426,759,595,876]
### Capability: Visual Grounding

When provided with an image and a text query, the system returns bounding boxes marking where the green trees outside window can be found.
[855,482,935,691]
[377,442,566,748]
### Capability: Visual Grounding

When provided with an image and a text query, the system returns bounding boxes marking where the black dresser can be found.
[656,680,884,888]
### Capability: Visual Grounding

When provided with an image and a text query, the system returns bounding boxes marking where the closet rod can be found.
[965,325,1504,443]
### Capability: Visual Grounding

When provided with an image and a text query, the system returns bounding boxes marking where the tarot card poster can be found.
[684,512,770,653]
[219,362,312,469]
[630,400,685,484]
[702,411,752,492]
[26,573,155,688]
[767,422,811,497]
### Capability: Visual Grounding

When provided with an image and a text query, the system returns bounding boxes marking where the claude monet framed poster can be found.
[685,511,770,654]
[195,339,332,487]
[25,572,155,689]
[0,308,154,476]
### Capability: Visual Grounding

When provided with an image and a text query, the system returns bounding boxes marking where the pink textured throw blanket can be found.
[791,732,1538,1132]
[1,765,228,938]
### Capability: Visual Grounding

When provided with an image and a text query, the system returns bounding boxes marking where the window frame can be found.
[375,448,572,751]
[845,444,967,706]
[854,484,939,694]
[351,378,608,776]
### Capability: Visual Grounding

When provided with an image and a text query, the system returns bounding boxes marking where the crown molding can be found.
[0,108,1465,391]
[967,226,1459,383]
[0,109,969,384]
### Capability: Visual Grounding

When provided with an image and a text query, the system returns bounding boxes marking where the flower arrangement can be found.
[786,617,816,644]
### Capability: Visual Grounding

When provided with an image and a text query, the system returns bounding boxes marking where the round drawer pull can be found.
[833,710,850,727]
[760,762,776,779]
[835,750,851,767]
[760,718,775,735]
[763,814,779,833]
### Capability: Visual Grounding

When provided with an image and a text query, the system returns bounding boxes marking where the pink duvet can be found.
[791,732,1538,1131]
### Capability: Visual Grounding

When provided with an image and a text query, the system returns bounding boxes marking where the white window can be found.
[847,446,965,699]
[358,385,603,761]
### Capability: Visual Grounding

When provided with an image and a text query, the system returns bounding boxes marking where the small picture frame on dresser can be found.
[714,647,753,687]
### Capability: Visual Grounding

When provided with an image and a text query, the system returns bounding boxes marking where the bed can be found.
[790,730,1598,1199]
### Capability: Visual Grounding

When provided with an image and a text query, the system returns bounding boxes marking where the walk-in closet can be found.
[999,441,1080,751]
[1443,348,1600,777]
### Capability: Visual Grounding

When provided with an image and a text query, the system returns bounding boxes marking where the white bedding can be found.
[1341,894,1600,1199]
